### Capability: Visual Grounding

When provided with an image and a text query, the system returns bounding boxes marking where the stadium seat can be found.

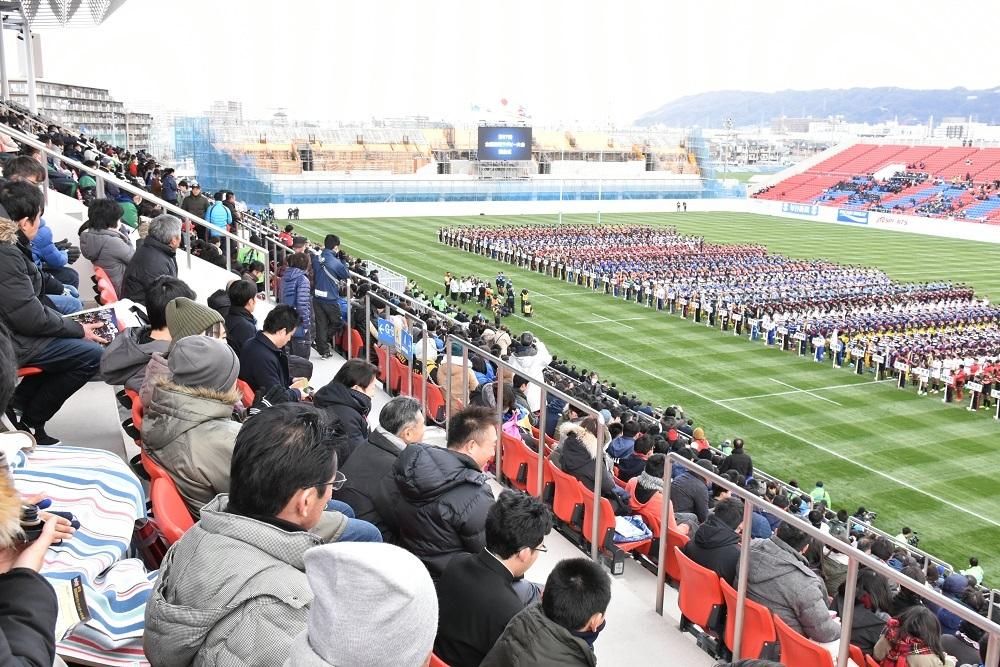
[674,547,725,635]
[348,329,364,358]
[664,527,689,581]
[16,366,42,378]
[424,382,447,424]
[374,345,388,382]
[409,370,424,402]
[503,433,547,497]
[719,577,778,661]
[849,644,867,667]
[500,432,532,492]
[866,655,879,667]
[581,483,651,555]
[547,459,585,531]
[236,379,255,407]
[151,475,194,545]
[773,612,834,667]
[388,356,406,394]
[429,653,450,667]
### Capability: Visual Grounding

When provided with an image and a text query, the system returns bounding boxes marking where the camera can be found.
[18,503,79,543]
[906,532,920,548]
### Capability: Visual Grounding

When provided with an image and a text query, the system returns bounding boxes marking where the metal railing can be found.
[446,336,608,559]
[655,453,1000,667]
[0,121,273,300]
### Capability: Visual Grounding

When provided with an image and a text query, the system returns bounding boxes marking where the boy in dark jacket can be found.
[682,497,744,585]
[239,304,305,402]
[223,279,259,356]
[482,557,610,667]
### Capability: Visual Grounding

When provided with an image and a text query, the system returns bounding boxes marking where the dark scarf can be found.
[570,619,607,648]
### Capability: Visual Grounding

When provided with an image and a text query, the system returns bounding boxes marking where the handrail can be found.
[347,268,466,331]
[656,453,1000,667]
[446,336,607,561]
[0,121,273,300]
[847,516,954,574]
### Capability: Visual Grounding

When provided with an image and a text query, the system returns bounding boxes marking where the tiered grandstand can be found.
[755,143,1000,222]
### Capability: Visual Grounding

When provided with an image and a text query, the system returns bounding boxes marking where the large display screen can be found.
[478,126,532,161]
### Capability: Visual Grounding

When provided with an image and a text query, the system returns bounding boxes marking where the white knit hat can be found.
[293,542,438,667]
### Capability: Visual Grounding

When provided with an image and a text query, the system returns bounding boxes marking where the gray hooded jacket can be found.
[143,495,347,667]
[746,534,841,643]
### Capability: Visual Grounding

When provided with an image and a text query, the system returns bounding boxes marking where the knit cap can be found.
[166,297,224,348]
[168,336,239,392]
[292,542,438,667]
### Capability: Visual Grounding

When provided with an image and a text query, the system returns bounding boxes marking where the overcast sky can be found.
[8,0,1000,125]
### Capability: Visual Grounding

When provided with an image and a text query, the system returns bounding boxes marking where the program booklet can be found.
[52,575,91,640]
[63,305,119,343]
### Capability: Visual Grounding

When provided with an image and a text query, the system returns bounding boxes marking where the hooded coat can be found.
[746,535,841,643]
[0,220,84,362]
[480,604,596,667]
[99,326,169,392]
[312,381,371,465]
[390,444,494,578]
[554,421,615,499]
[141,383,241,517]
[143,495,345,667]
[682,513,741,585]
[79,226,134,294]
[937,573,971,636]
[279,266,312,339]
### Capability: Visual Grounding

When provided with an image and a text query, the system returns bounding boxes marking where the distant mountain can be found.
[635,87,1000,127]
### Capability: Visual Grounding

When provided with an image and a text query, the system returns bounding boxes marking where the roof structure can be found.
[0,0,128,28]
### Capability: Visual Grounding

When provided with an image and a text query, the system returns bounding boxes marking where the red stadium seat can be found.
[374,345,388,382]
[849,644,867,667]
[424,382,447,424]
[664,527,689,581]
[387,356,406,395]
[16,366,42,378]
[674,546,725,634]
[580,481,651,555]
[773,612,834,667]
[719,577,779,661]
[429,653,450,667]
[348,329,364,358]
[500,432,539,494]
[236,379,255,407]
[547,459,585,531]
[151,475,194,545]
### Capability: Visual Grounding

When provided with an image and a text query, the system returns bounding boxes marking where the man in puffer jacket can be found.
[279,252,313,359]
[937,573,972,636]
[30,219,79,289]
[141,336,242,518]
[389,406,497,578]
[746,521,841,643]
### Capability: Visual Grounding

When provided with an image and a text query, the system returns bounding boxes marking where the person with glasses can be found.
[145,403,378,667]
[434,491,552,667]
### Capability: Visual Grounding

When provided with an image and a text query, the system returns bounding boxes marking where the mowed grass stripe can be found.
[296,213,1000,574]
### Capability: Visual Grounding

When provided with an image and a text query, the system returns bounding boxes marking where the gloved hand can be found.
[65,245,81,264]
[54,238,72,250]
[247,384,290,417]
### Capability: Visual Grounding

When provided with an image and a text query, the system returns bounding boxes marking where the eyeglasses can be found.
[308,471,347,492]
[529,544,548,553]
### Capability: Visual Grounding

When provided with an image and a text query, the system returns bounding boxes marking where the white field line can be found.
[585,312,635,330]
[718,378,894,403]
[319,230,1000,529]
[768,378,844,407]
[578,314,655,326]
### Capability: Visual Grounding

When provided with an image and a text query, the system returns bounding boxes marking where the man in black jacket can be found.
[0,181,106,445]
[435,491,552,667]
[223,279,259,356]
[121,214,181,304]
[669,459,713,524]
[390,406,498,578]
[334,396,425,542]
[682,497,744,585]
[718,438,753,482]
[239,304,304,402]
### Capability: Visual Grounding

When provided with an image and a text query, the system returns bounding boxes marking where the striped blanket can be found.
[10,445,154,666]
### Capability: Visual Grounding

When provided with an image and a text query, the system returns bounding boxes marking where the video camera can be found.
[19,503,80,542]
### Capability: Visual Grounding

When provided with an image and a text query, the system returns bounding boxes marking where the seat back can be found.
[374,345,388,382]
[348,329,364,358]
[719,578,778,660]
[150,475,194,545]
[388,356,406,394]
[500,432,532,493]
[428,653,450,667]
[664,527,689,580]
[424,382,447,424]
[865,655,879,667]
[675,546,725,630]
[773,611,835,667]
[547,459,585,530]
[580,482,615,549]
[848,644,866,667]
[236,379,255,407]
[409,370,425,401]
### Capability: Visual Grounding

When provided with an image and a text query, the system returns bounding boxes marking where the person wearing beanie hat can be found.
[141,336,242,517]
[285,542,438,667]
[136,296,228,406]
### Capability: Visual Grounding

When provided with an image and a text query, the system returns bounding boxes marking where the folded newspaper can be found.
[614,515,652,543]
[64,305,119,343]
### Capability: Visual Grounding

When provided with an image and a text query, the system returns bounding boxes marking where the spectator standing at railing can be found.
[311,234,347,359]
[205,191,232,239]
[278,253,313,360]
[180,181,210,226]
[160,168,178,205]
[719,438,753,482]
